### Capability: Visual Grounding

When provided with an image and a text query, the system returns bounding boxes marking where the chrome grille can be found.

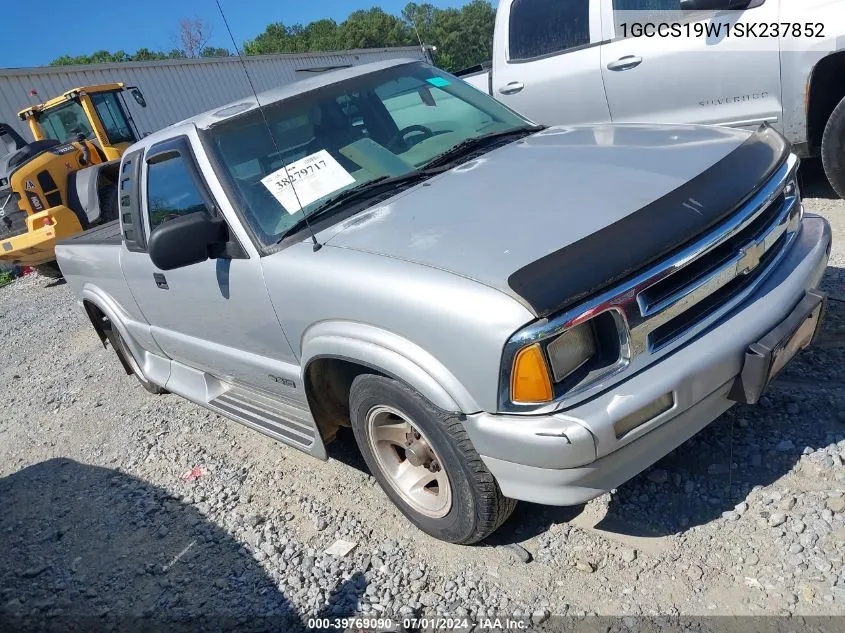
[638,188,799,352]
[501,155,802,414]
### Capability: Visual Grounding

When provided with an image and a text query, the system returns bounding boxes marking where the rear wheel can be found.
[821,94,845,199]
[348,374,516,544]
[34,261,63,279]
[107,327,166,395]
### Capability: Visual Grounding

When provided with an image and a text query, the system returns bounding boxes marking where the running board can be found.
[209,387,326,460]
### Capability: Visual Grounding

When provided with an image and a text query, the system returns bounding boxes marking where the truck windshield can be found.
[38,100,94,144]
[206,62,531,246]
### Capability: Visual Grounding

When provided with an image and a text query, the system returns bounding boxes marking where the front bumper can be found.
[0,207,82,267]
[464,215,831,506]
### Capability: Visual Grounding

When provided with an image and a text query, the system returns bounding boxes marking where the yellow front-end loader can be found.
[0,83,146,276]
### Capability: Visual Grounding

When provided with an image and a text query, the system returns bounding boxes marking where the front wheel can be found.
[348,374,516,544]
[821,94,845,199]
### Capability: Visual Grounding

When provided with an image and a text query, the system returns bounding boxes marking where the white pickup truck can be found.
[461,0,845,196]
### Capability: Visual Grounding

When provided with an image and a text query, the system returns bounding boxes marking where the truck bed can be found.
[57,220,121,246]
[55,220,130,311]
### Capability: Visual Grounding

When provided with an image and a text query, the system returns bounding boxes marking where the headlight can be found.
[546,322,596,383]
[509,321,598,404]
[505,311,624,408]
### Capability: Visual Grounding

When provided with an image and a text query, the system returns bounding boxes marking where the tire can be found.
[821,94,845,199]
[348,374,516,544]
[106,327,167,395]
[34,261,63,279]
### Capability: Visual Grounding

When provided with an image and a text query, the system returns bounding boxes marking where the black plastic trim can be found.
[507,125,790,318]
[119,150,146,252]
[36,169,57,192]
[45,191,62,207]
[728,290,825,404]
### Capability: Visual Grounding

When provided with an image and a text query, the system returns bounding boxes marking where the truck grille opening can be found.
[643,188,798,352]
[640,193,786,314]
[649,232,786,350]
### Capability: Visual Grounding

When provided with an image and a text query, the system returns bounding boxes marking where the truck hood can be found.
[325,123,788,316]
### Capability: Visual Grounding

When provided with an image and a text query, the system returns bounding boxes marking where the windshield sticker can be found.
[261,150,355,213]
[426,77,451,88]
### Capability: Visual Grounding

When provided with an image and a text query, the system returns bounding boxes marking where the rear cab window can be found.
[508,0,591,61]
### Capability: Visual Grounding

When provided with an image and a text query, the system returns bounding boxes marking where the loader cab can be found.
[18,84,145,162]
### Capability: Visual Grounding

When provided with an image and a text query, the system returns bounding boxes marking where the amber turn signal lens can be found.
[511,343,553,403]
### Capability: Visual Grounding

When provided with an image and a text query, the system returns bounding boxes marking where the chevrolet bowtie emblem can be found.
[736,240,765,275]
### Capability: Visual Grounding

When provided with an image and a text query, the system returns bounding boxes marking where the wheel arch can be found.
[806,51,845,155]
[80,285,144,376]
[301,322,482,444]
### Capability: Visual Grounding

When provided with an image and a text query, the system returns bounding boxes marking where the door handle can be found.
[153,273,169,290]
[607,56,643,71]
[499,81,524,95]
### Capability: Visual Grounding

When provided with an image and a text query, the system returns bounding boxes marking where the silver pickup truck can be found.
[56,59,831,544]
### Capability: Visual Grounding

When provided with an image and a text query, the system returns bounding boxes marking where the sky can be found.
[1,0,472,69]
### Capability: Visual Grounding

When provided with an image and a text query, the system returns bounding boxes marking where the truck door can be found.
[492,0,610,125]
[599,0,782,130]
[120,135,303,402]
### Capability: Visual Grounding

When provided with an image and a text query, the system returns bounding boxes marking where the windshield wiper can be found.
[276,167,446,244]
[421,125,544,170]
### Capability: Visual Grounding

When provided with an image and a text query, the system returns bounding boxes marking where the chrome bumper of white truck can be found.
[466,215,831,506]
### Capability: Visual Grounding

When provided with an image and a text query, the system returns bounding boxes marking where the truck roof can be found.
[166,58,420,135]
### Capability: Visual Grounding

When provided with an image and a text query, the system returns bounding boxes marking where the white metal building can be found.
[0,47,429,139]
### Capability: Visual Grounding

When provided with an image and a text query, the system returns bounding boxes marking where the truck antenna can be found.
[214,0,323,252]
[412,20,425,56]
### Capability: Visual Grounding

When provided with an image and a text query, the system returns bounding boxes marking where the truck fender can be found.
[300,321,481,414]
[67,160,121,227]
[80,284,147,373]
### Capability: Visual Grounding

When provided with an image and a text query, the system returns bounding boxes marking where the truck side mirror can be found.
[148,213,226,270]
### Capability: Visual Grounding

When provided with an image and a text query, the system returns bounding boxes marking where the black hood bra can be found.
[507,125,790,318]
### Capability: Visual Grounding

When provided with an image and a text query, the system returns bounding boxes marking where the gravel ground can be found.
[0,163,843,631]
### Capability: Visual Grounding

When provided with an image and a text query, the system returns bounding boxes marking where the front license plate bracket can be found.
[729,290,826,405]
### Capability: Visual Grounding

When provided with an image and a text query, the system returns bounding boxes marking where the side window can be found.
[508,0,591,61]
[91,92,136,144]
[612,0,689,32]
[146,155,208,230]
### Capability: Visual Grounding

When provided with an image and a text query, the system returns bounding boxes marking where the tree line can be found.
[48,2,496,73]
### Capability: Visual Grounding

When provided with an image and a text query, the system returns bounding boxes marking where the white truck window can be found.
[611,0,684,31]
[508,0,591,61]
